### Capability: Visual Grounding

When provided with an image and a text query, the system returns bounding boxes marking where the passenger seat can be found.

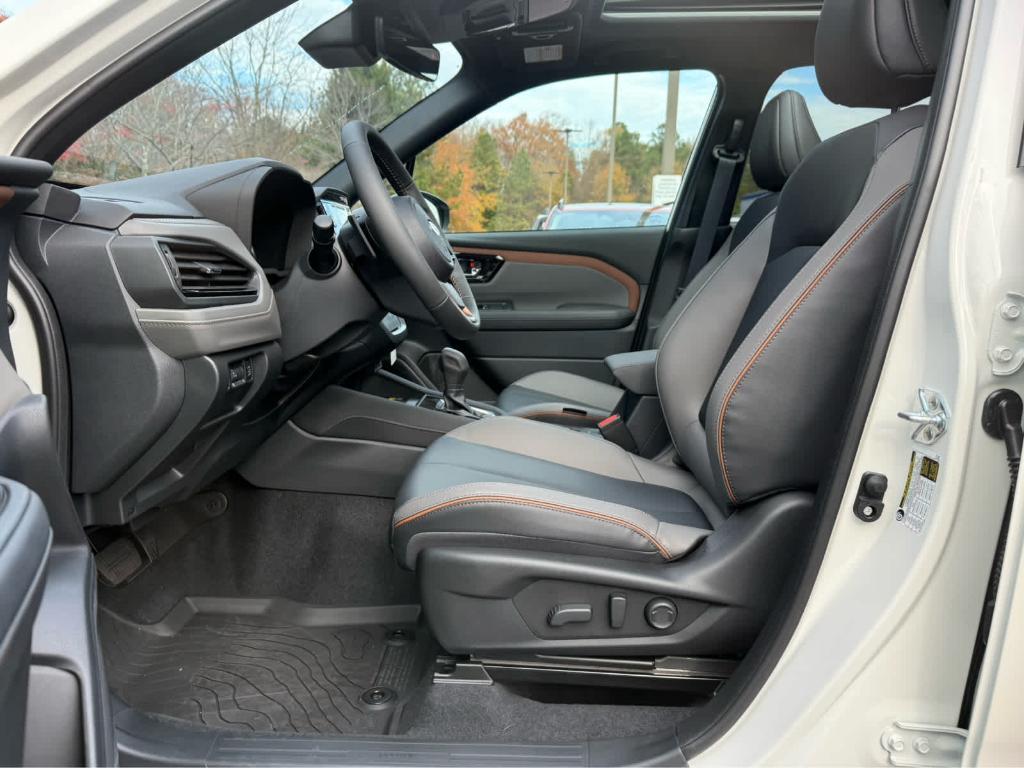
[495,90,821,423]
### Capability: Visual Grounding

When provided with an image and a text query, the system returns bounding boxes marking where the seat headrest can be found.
[815,0,948,109]
[749,90,821,193]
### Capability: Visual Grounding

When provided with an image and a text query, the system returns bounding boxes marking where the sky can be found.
[0,0,36,11]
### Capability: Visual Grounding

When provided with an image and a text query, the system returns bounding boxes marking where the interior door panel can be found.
[457,246,640,327]
[0,155,117,765]
[445,226,691,390]
[0,478,51,767]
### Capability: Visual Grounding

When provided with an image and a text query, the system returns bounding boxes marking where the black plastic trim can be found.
[7,253,71,475]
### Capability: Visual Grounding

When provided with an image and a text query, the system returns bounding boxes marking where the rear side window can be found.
[767,66,890,140]
[415,70,717,233]
[734,66,891,213]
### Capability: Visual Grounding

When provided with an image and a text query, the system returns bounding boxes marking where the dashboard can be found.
[16,159,389,528]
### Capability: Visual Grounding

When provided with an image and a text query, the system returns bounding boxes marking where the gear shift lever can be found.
[440,347,470,412]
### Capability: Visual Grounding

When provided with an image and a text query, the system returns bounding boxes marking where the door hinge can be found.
[898,388,950,445]
[988,291,1024,375]
[880,722,966,767]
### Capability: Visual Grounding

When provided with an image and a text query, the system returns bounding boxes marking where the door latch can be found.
[880,722,966,767]
[898,388,950,445]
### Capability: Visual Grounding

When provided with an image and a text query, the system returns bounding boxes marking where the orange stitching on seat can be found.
[393,494,670,559]
[716,185,910,504]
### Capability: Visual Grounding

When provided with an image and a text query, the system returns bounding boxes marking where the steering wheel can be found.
[341,121,480,339]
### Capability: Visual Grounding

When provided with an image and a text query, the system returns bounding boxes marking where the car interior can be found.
[0,0,957,764]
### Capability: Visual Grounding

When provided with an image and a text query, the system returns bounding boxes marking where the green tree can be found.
[492,151,538,231]
[470,131,502,228]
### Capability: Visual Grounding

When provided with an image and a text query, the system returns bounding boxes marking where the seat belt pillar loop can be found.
[680,118,746,292]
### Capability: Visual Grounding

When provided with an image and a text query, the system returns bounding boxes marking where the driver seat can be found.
[393,0,946,656]
[495,88,821,423]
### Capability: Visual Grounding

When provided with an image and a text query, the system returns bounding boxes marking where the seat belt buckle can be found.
[598,414,638,453]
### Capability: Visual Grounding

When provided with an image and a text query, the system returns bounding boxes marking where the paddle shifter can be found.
[440,347,470,413]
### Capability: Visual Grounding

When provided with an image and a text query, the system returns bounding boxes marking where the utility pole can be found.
[606,73,619,203]
[661,71,680,175]
[545,170,559,208]
[561,127,578,203]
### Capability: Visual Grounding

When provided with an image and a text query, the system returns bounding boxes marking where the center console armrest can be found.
[605,349,658,396]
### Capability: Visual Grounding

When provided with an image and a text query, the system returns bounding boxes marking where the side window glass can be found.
[416,70,717,233]
[734,65,891,215]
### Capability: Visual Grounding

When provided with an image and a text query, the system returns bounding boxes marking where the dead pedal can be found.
[95,536,147,586]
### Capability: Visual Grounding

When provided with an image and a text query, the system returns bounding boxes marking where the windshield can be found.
[51,0,461,186]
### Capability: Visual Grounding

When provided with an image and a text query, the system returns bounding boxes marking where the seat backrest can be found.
[653,90,819,349]
[659,0,947,506]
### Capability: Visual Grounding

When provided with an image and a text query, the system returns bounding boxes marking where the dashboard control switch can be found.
[307,214,341,277]
[227,357,255,392]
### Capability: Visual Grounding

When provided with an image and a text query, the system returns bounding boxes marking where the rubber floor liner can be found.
[101,601,431,736]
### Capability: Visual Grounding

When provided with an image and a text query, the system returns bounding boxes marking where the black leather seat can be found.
[394,0,948,657]
[495,89,821,424]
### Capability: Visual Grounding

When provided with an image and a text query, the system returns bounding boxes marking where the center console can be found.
[238,329,499,497]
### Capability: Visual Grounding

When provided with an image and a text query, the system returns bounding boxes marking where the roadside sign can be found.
[651,174,682,206]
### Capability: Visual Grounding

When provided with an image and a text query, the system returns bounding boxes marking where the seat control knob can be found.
[645,598,677,630]
[547,603,592,627]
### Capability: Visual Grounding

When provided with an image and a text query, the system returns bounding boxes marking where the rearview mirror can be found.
[299,5,377,70]
[375,19,440,82]
[300,6,441,82]
[421,193,451,232]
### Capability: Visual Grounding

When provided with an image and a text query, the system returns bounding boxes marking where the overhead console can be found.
[300,0,577,79]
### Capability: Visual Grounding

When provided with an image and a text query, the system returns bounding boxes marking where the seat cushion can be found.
[496,371,623,424]
[392,417,718,569]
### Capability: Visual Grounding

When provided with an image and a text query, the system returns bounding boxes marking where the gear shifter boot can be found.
[440,347,470,412]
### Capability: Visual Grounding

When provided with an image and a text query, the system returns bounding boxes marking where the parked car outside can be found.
[539,201,656,230]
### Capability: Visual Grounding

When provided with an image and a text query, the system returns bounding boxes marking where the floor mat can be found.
[102,602,431,736]
[99,479,417,625]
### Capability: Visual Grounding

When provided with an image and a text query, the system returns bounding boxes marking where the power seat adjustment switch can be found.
[645,597,677,630]
[609,593,627,629]
[547,603,592,627]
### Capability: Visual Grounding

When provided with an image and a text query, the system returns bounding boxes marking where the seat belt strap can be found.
[681,118,746,290]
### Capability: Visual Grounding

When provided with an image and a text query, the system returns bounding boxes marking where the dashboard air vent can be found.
[160,242,257,299]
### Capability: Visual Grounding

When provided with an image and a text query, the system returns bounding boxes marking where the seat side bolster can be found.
[391,481,710,569]
[706,128,923,505]
[656,211,775,497]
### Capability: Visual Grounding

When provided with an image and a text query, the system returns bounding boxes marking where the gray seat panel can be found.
[393,417,716,568]
[496,370,624,423]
